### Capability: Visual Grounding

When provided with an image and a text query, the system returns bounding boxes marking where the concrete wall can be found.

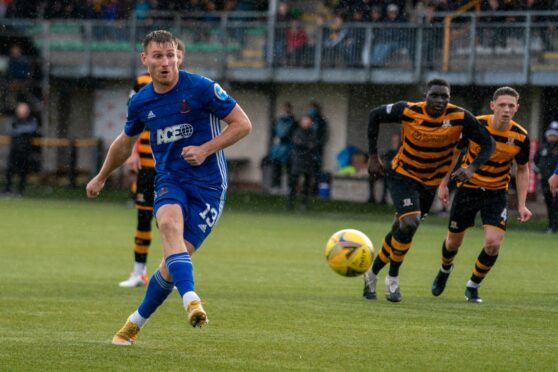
[224,86,271,183]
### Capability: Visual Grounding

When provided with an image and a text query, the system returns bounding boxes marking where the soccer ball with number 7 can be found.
[325,229,374,277]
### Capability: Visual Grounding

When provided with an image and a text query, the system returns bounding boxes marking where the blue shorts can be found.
[153,177,226,249]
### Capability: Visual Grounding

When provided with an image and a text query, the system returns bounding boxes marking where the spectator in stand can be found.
[268,102,297,191]
[102,0,119,20]
[6,44,30,110]
[370,3,406,67]
[522,0,552,51]
[76,0,102,19]
[480,0,507,52]
[534,121,558,233]
[288,114,318,210]
[421,0,447,70]
[369,5,383,23]
[6,0,40,18]
[361,5,383,65]
[0,0,12,18]
[274,1,291,66]
[357,0,379,19]
[323,14,350,66]
[133,0,151,21]
[3,102,39,196]
[286,18,308,66]
[346,6,367,66]
[99,0,123,40]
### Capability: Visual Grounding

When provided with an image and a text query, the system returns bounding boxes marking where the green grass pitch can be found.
[0,195,557,370]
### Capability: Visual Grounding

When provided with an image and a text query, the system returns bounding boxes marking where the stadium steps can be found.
[226,57,265,68]
[227,43,264,69]
[541,51,558,63]
[531,63,558,71]
[241,48,263,59]
[531,51,558,71]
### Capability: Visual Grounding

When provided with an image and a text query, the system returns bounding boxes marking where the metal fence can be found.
[1,10,558,84]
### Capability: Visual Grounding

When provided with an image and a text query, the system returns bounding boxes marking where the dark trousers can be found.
[542,181,558,232]
[5,145,31,194]
[270,159,290,189]
[288,172,312,208]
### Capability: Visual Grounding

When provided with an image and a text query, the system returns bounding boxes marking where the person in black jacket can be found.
[4,102,39,196]
[534,121,558,233]
[287,114,317,210]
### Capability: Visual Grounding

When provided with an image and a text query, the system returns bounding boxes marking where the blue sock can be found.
[137,270,174,319]
[166,252,194,297]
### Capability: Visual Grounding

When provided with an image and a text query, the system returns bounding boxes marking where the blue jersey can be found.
[124,70,236,189]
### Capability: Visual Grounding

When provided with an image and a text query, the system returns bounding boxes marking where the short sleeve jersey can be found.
[124,70,236,188]
[459,115,530,190]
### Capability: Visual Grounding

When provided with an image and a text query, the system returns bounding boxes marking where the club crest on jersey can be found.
[214,83,229,101]
[157,123,194,144]
[507,137,515,145]
[180,99,190,113]
[155,187,168,198]
[442,119,451,128]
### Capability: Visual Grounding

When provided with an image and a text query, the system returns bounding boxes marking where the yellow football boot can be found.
[187,300,208,328]
[112,317,141,345]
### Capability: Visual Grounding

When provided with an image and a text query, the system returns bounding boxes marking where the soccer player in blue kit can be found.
[86,30,252,345]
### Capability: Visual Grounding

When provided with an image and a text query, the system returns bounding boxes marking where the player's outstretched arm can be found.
[515,163,532,223]
[182,104,252,166]
[86,131,138,198]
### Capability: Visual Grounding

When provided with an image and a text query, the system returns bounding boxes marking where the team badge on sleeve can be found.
[214,84,229,101]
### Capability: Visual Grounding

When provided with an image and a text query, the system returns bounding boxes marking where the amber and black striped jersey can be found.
[131,73,154,169]
[368,101,494,187]
[459,115,530,190]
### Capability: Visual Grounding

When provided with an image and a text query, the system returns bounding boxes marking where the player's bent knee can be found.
[446,234,464,251]
[484,240,501,255]
[157,217,181,237]
[399,215,420,236]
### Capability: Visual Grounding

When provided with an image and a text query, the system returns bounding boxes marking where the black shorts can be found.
[388,171,437,219]
[448,187,507,233]
[135,168,156,210]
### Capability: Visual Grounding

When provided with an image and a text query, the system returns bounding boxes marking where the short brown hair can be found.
[176,38,185,53]
[143,30,176,51]
[493,86,519,101]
